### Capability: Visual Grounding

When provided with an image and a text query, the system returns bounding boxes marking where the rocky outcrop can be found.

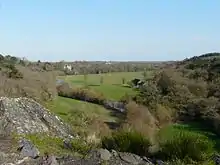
[1,145,163,165]
[0,97,73,138]
[5,147,220,165]
[18,139,40,159]
[0,97,218,165]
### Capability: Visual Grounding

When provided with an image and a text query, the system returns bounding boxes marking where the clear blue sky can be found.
[0,0,220,61]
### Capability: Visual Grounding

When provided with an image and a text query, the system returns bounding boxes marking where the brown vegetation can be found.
[0,61,58,104]
[123,102,158,140]
[57,84,105,105]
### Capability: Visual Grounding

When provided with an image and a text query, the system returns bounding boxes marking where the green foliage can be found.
[4,64,23,79]
[134,81,159,107]
[156,71,173,95]
[207,82,220,98]
[24,134,94,156]
[102,129,151,156]
[157,126,215,162]
[70,138,95,155]
[187,82,207,97]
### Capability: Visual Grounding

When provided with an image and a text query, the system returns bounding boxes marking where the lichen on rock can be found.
[0,97,73,138]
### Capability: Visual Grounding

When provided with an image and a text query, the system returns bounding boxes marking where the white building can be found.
[64,64,72,71]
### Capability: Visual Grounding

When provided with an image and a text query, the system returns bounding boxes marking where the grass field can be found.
[46,96,118,135]
[58,71,149,100]
[50,71,154,136]
[47,96,117,122]
[162,123,220,153]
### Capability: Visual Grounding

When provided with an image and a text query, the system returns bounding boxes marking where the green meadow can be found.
[58,71,149,100]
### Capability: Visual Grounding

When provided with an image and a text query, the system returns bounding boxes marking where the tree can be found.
[157,72,173,95]
[100,76,104,84]
[122,77,126,84]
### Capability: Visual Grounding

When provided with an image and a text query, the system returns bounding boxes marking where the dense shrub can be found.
[134,81,159,107]
[102,129,151,156]
[5,64,23,79]
[57,85,106,105]
[56,82,72,97]
[207,83,220,98]
[124,102,158,140]
[187,82,207,97]
[157,127,214,162]
[156,71,174,95]
[71,88,105,104]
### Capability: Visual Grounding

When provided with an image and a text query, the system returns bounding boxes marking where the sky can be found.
[0,0,220,62]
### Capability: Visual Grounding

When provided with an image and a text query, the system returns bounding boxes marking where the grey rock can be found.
[56,79,65,86]
[98,148,112,161]
[213,154,220,165]
[18,139,40,159]
[0,152,8,162]
[63,139,73,150]
[0,147,165,165]
[38,155,59,165]
[0,97,73,138]
[119,152,142,165]
[111,150,118,157]
[0,152,25,165]
[142,157,153,165]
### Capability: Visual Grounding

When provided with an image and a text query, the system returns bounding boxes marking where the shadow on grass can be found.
[103,110,125,130]
[104,121,121,130]
[88,84,101,87]
[57,112,68,116]
[112,84,132,89]
[109,110,126,119]
[174,122,220,152]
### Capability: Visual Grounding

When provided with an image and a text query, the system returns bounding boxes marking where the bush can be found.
[157,127,214,162]
[57,86,106,105]
[23,134,94,156]
[102,129,151,156]
[124,102,158,140]
[187,82,207,97]
[72,88,105,104]
[56,82,72,97]
[134,81,159,107]
[156,71,174,95]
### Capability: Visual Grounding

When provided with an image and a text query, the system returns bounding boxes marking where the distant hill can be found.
[170,52,220,73]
